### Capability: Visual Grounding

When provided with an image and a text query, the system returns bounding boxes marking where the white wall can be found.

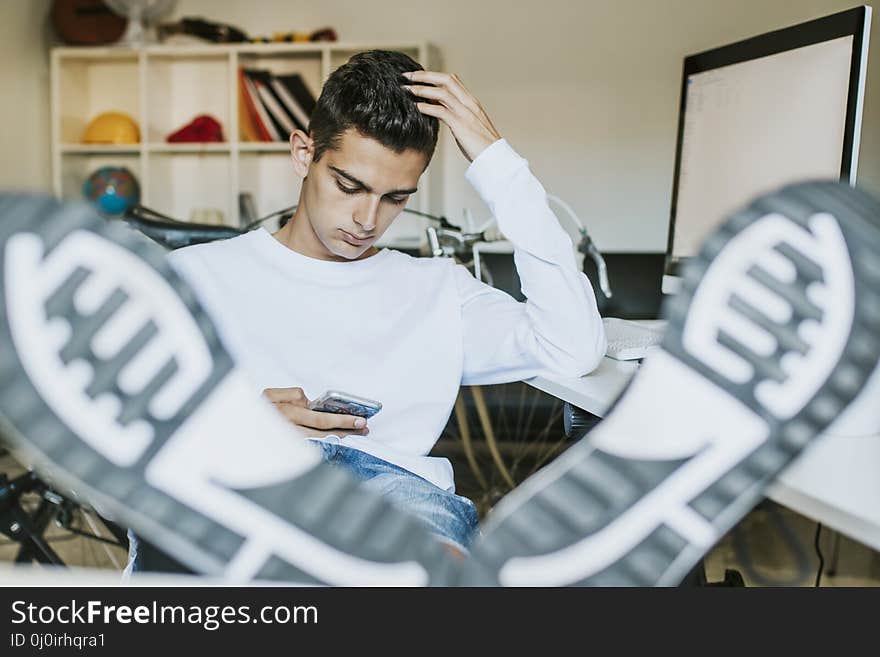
[0,0,52,192]
[2,0,877,251]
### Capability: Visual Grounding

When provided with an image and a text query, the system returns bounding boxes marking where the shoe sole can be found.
[0,194,454,585]
[463,181,880,586]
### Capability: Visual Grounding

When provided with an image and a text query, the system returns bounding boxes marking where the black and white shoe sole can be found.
[463,181,880,586]
[0,194,455,585]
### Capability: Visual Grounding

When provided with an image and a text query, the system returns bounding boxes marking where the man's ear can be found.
[290,129,314,177]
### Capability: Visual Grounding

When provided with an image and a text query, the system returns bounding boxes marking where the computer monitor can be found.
[663,6,872,293]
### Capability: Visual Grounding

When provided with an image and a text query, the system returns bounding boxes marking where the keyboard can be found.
[603,317,665,361]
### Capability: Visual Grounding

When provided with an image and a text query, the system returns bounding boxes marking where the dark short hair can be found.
[309,50,439,165]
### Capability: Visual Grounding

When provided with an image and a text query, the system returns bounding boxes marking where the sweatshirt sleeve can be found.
[457,139,606,385]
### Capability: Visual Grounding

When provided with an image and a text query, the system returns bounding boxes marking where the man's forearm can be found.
[466,140,607,376]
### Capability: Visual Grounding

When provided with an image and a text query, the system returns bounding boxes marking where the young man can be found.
[154,50,607,560]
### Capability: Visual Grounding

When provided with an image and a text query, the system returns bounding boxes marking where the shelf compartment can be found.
[146,152,233,226]
[145,53,231,144]
[237,51,321,146]
[238,152,300,231]
[60,153,142,207]
[57,56,141,145]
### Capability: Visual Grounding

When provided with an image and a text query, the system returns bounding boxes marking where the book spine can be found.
[281,74,317,115]
[237,68,263,142]
[269,77,310,131]
[239,68,273,141]
[243,73,281,141]
[254,78,297,136]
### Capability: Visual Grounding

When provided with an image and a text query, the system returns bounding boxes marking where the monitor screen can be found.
[666,7,871,271]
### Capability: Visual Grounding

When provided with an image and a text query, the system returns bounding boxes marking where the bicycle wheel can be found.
[433,382,598,517]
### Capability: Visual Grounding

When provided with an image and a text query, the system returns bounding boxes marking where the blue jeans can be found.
[125,442,480,574]
[314,441,480,552]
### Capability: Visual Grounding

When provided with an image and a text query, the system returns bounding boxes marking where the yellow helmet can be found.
[82,112,141,144]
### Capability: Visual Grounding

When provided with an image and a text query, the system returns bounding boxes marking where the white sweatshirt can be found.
[167,139,606,492]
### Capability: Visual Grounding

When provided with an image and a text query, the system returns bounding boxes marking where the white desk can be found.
[527,358,639,417]
[525,359,880,552]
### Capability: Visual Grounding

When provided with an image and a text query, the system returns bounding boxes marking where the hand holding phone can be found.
[262,386,377,437]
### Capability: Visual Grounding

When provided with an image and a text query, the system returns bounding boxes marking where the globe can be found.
[82,166,141,216]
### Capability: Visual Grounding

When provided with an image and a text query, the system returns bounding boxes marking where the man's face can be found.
[299,128,428,261]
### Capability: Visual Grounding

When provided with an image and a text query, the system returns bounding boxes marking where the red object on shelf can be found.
[166,115,225,143]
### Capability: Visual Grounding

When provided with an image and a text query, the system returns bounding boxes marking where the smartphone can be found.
[308,390,383,419]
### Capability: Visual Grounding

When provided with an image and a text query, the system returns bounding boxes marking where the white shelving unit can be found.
[51,42,442,245]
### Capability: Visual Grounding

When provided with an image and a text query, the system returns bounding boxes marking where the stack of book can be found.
[238,68,317,142]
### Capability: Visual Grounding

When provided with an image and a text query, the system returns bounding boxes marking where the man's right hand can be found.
[262,387,370,438]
